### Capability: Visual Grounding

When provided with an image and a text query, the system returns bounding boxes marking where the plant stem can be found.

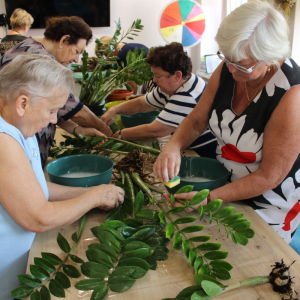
[219,276,271,295]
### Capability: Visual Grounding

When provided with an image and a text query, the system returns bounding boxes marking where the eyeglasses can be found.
[217,51,262,73]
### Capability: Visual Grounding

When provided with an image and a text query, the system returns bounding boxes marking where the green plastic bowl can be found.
[46,154,114,187]
[165,157,229,194]
[121,110,160,128]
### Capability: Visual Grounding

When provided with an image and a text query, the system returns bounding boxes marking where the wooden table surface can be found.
[26,129,300,300]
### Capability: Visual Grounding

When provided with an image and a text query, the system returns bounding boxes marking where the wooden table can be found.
[26,129,300,300]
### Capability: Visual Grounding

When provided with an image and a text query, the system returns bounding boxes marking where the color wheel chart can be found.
[160,0,205,47]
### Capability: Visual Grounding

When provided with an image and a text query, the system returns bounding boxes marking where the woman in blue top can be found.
[0,54,124,300]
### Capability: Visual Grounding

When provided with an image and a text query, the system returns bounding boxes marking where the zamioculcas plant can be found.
[78,19,153,106]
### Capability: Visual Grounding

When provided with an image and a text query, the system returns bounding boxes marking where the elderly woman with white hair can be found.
[0,54,124,300]
[153,0,300,253]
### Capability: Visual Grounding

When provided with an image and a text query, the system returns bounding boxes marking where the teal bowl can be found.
[46,154,114,187]
[121,110,160,128]
[165,157,229,194]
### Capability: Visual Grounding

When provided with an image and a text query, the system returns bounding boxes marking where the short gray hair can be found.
[215,1,290,64]
[0,54,75,103]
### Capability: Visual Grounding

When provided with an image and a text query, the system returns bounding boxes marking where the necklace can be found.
[245,67,271,106]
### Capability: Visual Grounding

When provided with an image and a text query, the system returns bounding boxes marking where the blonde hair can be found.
[10,8,34,29]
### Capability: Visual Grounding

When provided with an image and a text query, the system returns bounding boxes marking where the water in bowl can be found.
[181,176,211,182]
[60,171,99,178]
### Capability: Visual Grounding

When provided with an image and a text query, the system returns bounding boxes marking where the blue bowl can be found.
[46,154,114,187]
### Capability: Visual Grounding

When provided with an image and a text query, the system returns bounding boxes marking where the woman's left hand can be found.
[163,192,208,212]
[76,126,107,147]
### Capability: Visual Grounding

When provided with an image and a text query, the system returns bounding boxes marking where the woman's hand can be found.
[153,146,181,183]
[101,108,116,126]
[91,184,124,211]
[76,126,107,147]
[163,192,208,212]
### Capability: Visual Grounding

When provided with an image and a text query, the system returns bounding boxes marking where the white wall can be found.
[0,0,225,74]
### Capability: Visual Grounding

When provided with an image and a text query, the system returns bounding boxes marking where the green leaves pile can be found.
[11,215,87,299]
[78,18,153,106]
[75,211,170,298]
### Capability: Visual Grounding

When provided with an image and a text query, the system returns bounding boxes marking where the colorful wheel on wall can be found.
[159,0,205,48]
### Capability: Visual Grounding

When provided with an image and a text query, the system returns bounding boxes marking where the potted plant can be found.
[77,19,153,115]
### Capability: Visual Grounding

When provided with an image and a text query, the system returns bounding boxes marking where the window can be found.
[227,0,248,15]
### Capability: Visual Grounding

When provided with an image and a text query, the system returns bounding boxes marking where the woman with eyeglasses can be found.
[153,1,300,253]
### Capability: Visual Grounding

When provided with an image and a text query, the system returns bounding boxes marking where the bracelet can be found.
[207,193,211,204]
[73,124,80,137]
[118,129,123,140]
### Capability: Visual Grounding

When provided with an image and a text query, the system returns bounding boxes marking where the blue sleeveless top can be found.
[0,116,49,300]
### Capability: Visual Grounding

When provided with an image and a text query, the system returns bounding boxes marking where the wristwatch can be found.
[118,129,123,140]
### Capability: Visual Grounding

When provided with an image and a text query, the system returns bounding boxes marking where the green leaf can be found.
[49,279,65,298]
[175,185,194,194]
[194,257,204,274]
[69,254,85,264]
[135,209,158,220]
[118,225,138,237]
[131,227,155,240]
[189,248,197,266]
[123,247,150,259]
[211,267,231,280]
[152,248,168,261]
[204,251,228,260]
[210,260,233,271]
[181,225,205,233]
[203,199,223,212]
[55,271,71,289]
[221,213,244,224]
[112,266,135,277]
[237,228,255,238]
[198,205,204,220]
[34,258,56,273]
[86,249,113,268]
[170,194,176,204]
[174,217,197,225]
[158,211,167,224]
[88,243,118,260]
[18,274,41,287]
[201,280,223,296]
[90,284,108,300]
[191,235,212,243]
[182,240,191,258]
[81,261,109,279]
[91,227,121,249]
[108,275,136,292]
[232,221,251,232]
[234,233,249,245]
[191,289,211,300]
[40,286,50,300]
[101,220,126,229]
[123,218,143,227]
[198,264,210,275]
[134,190,145,213]
[197,243,222,251]
[30,265,50,280]
[102,227,125,241]
[190,189,210,205]
[41,252,62,265]
[57,232,70,253]
[173,231,183,250]
[11,286,34,299]
[71,232,78,242]
[104,208,120,222]
[30,290,40,300]
[166,206,186,215]
[118,257,151,272]
[166,222,175,239]
[123,241,149,252]
[227,218,248,228]
[193,274,224,287]
[212,206,235,219]
[176,285,203,297]
[208,211,213,224]
[75,278,105,291]
[62,265,81,278]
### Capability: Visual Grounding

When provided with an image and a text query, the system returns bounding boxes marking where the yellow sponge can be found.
[160,175,180,188]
